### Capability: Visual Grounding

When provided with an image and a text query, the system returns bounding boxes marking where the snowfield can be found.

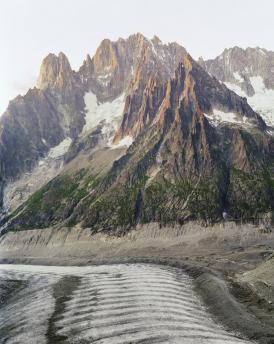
[83,91,134,149]
[204,109,250,127]
[83,92,125,136]
[225,75,274,127]
[48,137,72,159]
[110,135,133,149]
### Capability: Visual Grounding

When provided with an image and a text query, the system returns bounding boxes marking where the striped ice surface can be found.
[0,264,253,344]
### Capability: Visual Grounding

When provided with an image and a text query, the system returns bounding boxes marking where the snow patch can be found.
[97,72,113,86]
[82,92,125,136]
[48,137,72,159]
[250,75,265,92]
[204,109,249,126]
[97,73,112,80]
[225,76,274,126]
[224,82,246,97]
[266,129,274,136]
[110,136,133,149]
[233,72,243,83]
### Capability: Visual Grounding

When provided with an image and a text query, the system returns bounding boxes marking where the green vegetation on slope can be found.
[8,169,98,230]
[227,167,274,220]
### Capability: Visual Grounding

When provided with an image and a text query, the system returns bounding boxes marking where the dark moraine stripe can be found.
[46,275,82,344]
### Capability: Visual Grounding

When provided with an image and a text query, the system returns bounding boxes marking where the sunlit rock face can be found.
[78,33,187,103]
[0,264,252,344]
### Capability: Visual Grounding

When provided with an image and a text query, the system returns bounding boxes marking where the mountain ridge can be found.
[0,33,187,215]
[0,34,274,233]
[199,46,274,127]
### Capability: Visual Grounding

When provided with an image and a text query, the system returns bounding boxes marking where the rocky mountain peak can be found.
[151,35,162,45]
[201,46,274,86]
[37,52,73,90]
[201,46,274,126]
[125,32,146,44]
[114,50,266,145]
[92,39,119,75]
[85,54,92,65]
[78,33,187,104]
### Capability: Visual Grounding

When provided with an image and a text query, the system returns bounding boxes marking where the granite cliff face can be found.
[78,34,187,102]
[0,35,274,233]
[0,53,86,213]
[115,53,265,142]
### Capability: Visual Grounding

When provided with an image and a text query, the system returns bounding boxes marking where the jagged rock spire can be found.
[37,52,73,90]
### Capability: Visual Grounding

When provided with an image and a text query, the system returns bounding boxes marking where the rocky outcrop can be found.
[0,55,86,212]
[115,54,265,143]
[37,52,74,90]
[0,52,85,181]
[0,89,65,180]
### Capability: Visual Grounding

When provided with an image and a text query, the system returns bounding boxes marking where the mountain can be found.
[1,38,274,233]
[0,34,186,218]
[68,56,274,230]
[199,47,274,127]
[0,52,86,215]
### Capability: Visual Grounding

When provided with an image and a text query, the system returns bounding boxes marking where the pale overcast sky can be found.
[0,0,273,114]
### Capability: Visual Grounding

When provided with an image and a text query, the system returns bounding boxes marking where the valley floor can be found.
[0,222,274,343]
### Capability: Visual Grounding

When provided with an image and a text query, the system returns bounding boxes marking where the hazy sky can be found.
[1,0,274,114]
